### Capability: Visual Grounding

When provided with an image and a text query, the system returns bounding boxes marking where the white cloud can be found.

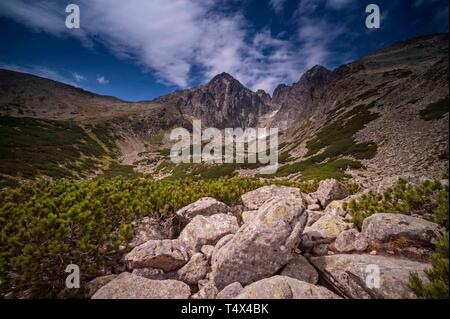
[0,0,345,94]
[96,75,109,85]
[73,72,86,82]
[269,0,287,14]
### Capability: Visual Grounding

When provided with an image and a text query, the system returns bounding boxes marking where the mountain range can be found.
[0,33,448,188]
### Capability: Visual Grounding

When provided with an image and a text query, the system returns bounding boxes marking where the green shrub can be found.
[347,179,446,228]
[408,233,449,299]
[420,98,449,121]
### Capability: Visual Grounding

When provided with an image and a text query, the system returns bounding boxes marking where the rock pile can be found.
[89,179,439,299]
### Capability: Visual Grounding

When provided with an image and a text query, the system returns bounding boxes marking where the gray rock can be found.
[211,198,307,289]
[310,254,431,299]
[125,239,189,272]
[191,281,218,299]
[307,204,322,211]
[129,217,177,248]
[335,229,369,253]
[310,179,349,208]
[177,253,209,285]
[324,200,347,217]
[217,282,244,299]
[280,255,319,284]
[179,214,239,256]
[361,213,444,247]
[312,244,329,256]
[91,273,191,299]
[200,245,215,263]
[85,274,118,298]
[304,214,353,242]
[235,276,340,299]
[306,210,324,227]
[211,234,235,265]
[175,197,230,225]
[241,210,258,223]
[241,185,305,210]
[132,267,175,280]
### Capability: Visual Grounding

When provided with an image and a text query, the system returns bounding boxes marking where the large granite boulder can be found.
[125,239,189,272]
[241,185,305,210]
[91,273,191,299]
[178,214,239,256]
[280,255,319,284]
[335,229,369,253]
[217,282,244,299]
[235,276,341,299]
[211,198,307,289]
[177,253,209,285]
[85,274,118,298]
[310,254,431,299]
[310,179,349,208]
[175,197,230,225]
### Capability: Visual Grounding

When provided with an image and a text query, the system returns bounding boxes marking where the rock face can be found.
[311,179,349,208]
[91,273,191,299]
[175,197,230,225]
[177,253,209,285]
[335,229,369,253]
[178,214,239,255]
[211,199,307,289]
[129,217,177,248]
[280,255,319,284]
[310,254,431,299]
[235,276,341,299]
[85,275,118,298]
[125,239,189,272]
[361,213,443,247]
[217,282,244,299]
[241,186,305,210]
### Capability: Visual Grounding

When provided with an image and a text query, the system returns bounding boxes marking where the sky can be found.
[0,0,448,101]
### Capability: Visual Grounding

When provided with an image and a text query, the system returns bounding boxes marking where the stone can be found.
[361,213,443,247]
[217,282,244,299]
[241,185,305,210]
[312,244,329,256]
[179,214,239,256]
[280,255,319,284]
[125,239,189,272]
[211,198,307,289]
[177,253,209,285]
[200,245,215,263]
[129,217,177,248]
[191,281,218,299]
[211,234,234,265]
[324,200,347,217]
[310,254,431,299]
[91,273,191,299]
[307,204,321,211]
[335,229,369,253]
[310,179,349,208]
[235,276,340,299]
[306,214,353,240]
[175,197,230,225]
[132,267,174,280]
[85,274,118,298]
[306,210,324,227]
[241,210,258,223]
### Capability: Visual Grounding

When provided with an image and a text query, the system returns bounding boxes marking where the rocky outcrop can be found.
[311,179,349,208]
[175,197,230,225]
[125,239,189,272]
[178,214,239,256]
[280,255,319,284]
[241,185,305,210]
[235,276,341,299]
[211,199,307,289]
[361,213,444,248]
[310,254,431,299]
[91,273,191,299]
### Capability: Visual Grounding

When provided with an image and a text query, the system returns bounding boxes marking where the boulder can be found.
[324,200,347,217]
[91,273,191,299]
[306,214,353,241]
[306,210,324,227]
[235,276,340,299]
[217,282,244,299]
[310,254,431,299]
[361,213,443,247]
[211,234,235,265]
[125,239,189,272]
[241,185,305,210]
[179,214,239,256]
[310,179,349,208]
[335,229,368,253]
[241,210,258,223]
[177,253,209,285]
[132,267,174,280]
[280,255,319,284]
[307,204,321,211]
[85,274,118,298]
[191,281,219,299]
[175,197,230,225]
[211,198,307,289]
[129,217,177,248]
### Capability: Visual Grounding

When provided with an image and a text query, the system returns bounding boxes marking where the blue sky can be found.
[0,0,448,101]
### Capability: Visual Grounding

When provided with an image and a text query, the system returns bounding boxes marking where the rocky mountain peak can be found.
[208,72,244,88]
[296,65,332,89]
